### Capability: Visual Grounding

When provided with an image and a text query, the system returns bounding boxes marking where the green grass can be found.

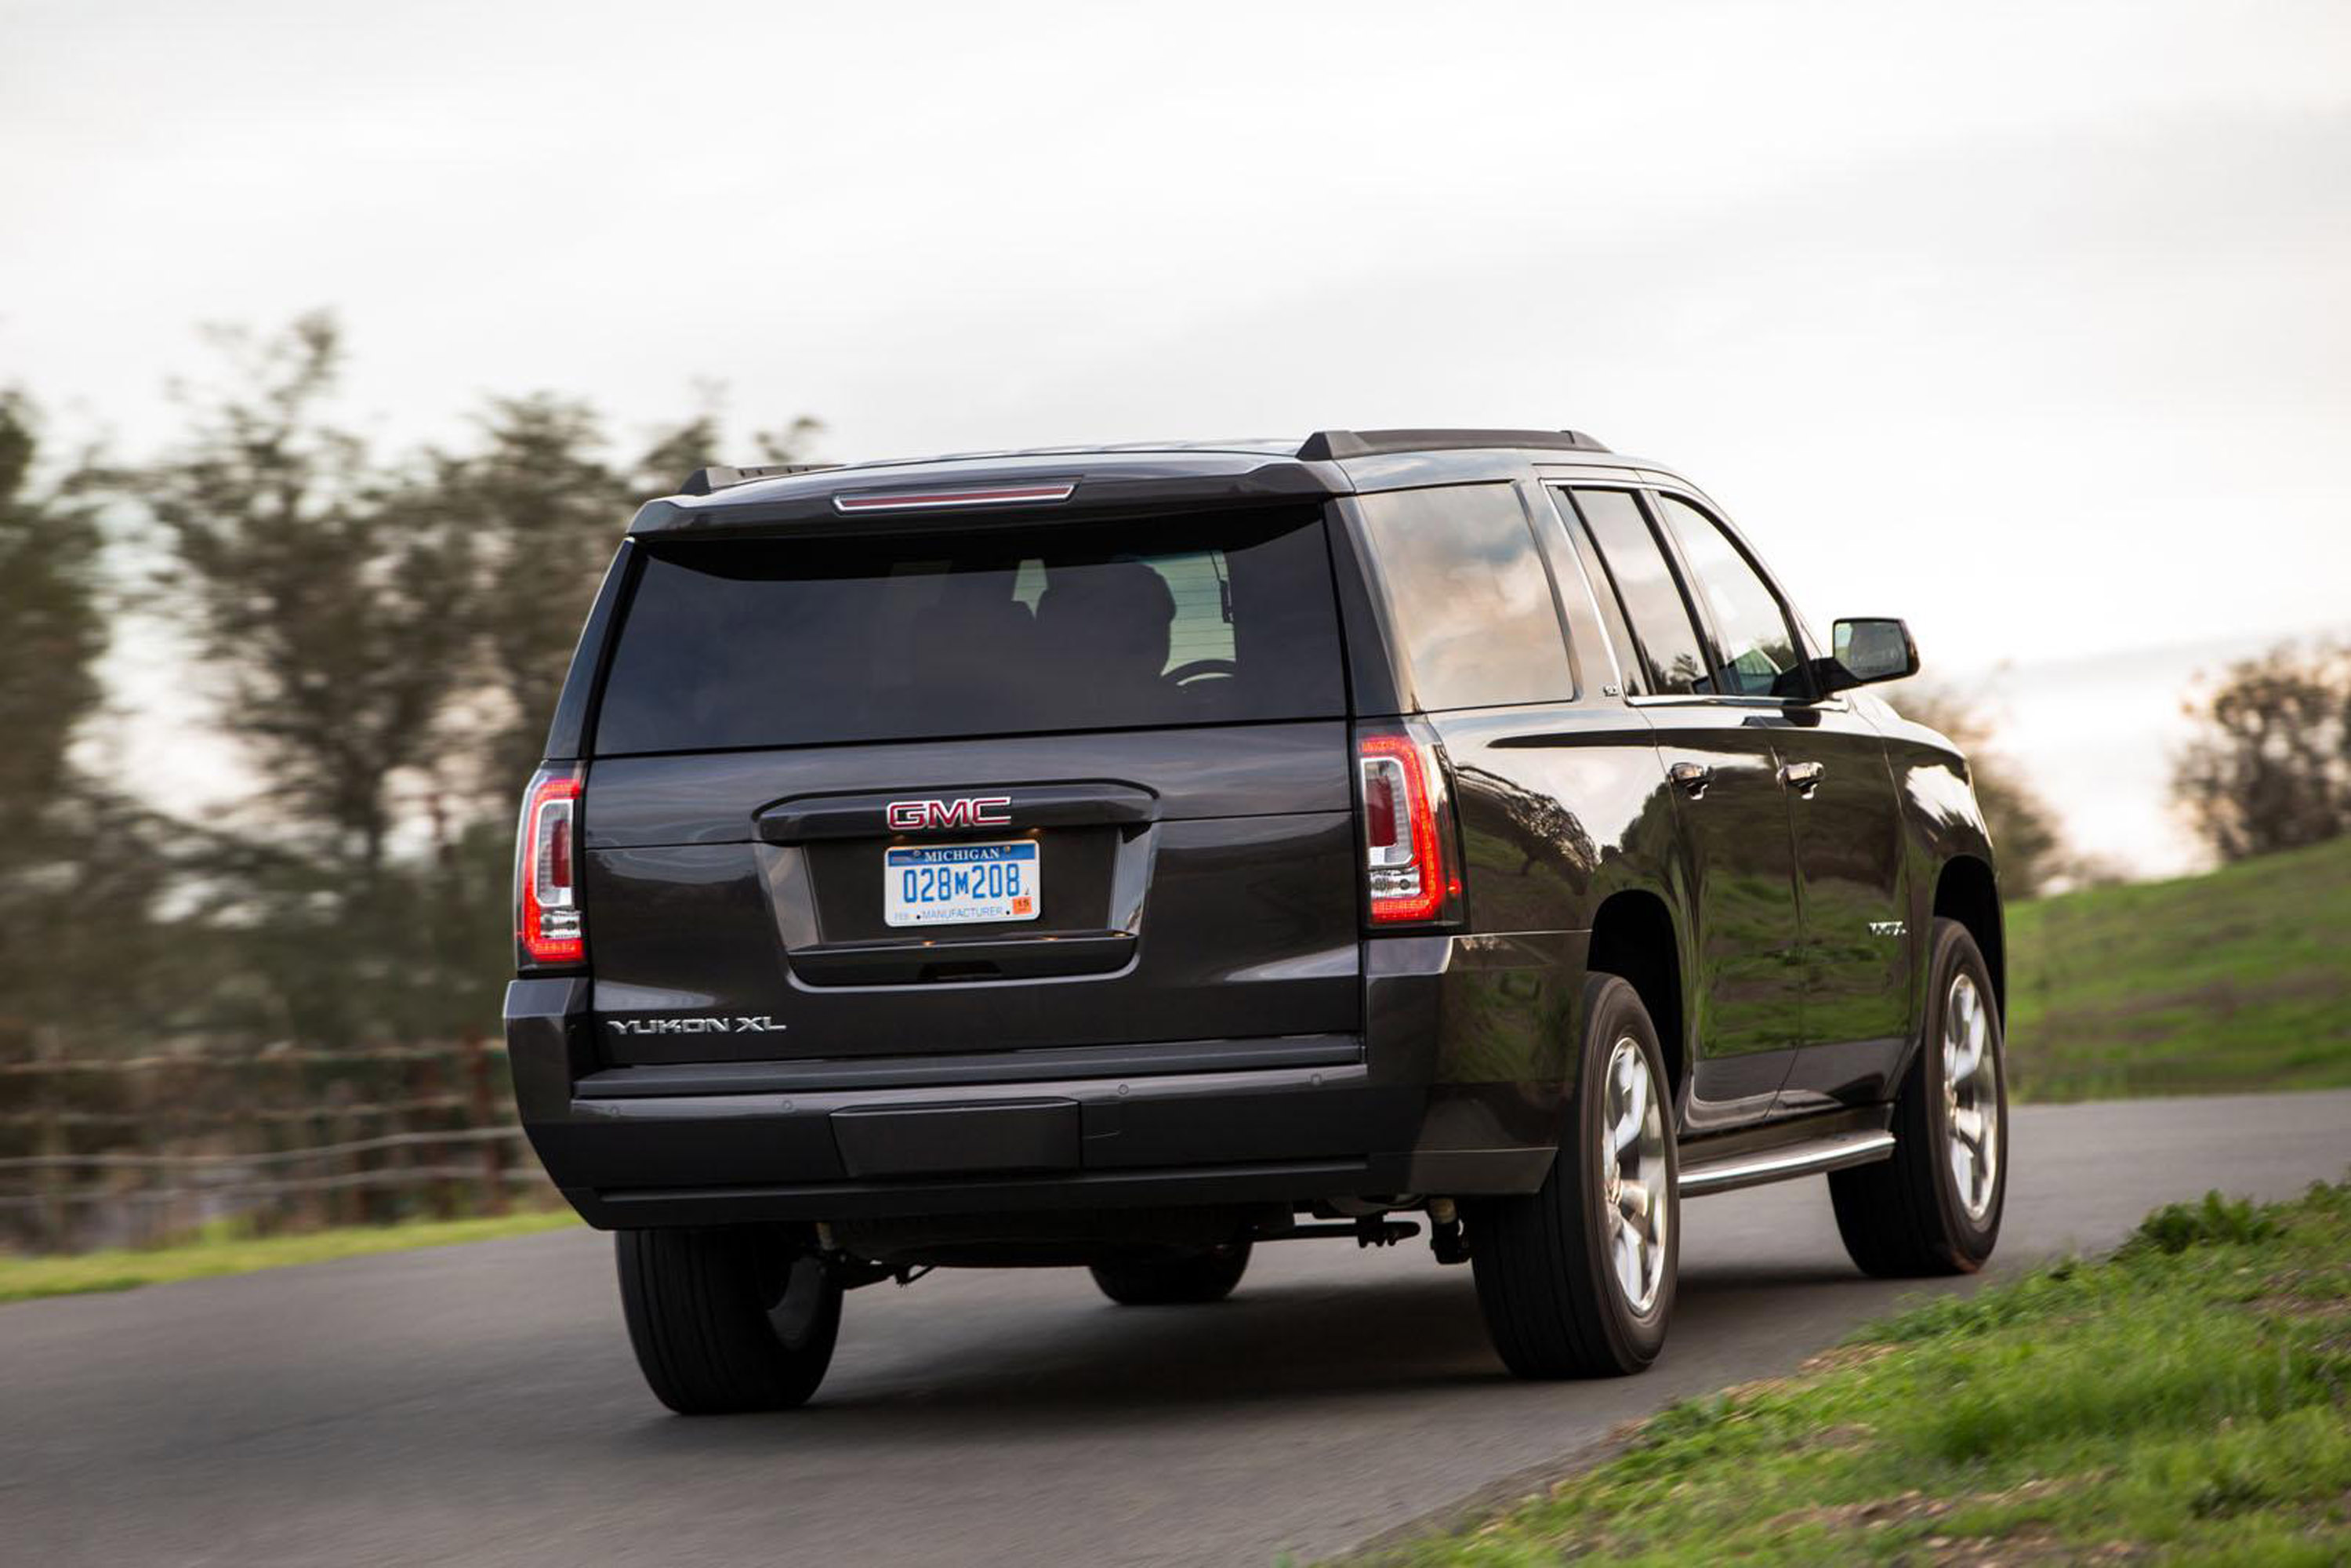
[2005,835,2351,1101]
[0,1209,579,1304]
[1359,1179,2351,1566]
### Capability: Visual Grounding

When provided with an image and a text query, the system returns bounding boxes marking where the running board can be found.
[1680,1128,1896,1196]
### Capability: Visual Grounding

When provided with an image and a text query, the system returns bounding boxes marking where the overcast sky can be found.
[5,0,2348,868]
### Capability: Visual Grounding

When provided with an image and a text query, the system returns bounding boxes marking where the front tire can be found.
[1090,1241,1251,1305]
[615,1227,843,1414]
[1830,918,2008,1276]
[1468,974,1678,1378]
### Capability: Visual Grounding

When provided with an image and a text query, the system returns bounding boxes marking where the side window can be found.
[1570,489,1711,696]
[1654,495,1809,699]
[1355,484,1575,710]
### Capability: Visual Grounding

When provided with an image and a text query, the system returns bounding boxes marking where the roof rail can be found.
[677,462,844,496]
[1295,428,1610,462]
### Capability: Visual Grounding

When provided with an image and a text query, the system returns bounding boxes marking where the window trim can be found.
[1644,486,1828,707]
[1541,485,1638,698]
[1510,480,1586,704]
[1560,486,1714,701]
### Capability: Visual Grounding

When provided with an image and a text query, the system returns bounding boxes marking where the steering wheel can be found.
[1166,659,1239,686]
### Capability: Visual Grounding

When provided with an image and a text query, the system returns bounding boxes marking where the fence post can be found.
[463,1030,507,1217]
[331,1083,361,1228]
[33,1027,67,1251]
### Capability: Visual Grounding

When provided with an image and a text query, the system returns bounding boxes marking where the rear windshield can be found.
[594,508,1346,754]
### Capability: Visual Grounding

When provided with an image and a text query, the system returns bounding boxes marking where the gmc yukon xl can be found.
[505,430,2008,1413]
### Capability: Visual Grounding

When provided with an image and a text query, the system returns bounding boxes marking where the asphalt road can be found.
[8,1091,2347,1567]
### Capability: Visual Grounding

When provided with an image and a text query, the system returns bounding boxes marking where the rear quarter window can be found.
[1354,484,1576,710]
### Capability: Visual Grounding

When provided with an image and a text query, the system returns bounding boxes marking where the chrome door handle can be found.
[1668,761,1712,799]
[1780,760,1826,796]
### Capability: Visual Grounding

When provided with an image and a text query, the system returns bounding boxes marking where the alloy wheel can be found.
[1599,1035,1669,1314]
[1941,971,2000,1221]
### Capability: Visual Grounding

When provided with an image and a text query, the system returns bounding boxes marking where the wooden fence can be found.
[0,1037,553,1253]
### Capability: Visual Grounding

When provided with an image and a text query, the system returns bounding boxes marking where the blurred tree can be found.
[0,393,171,1061]
[0,393,104,848]
[137,314,477,882]
[114,314,495,1047]
[1882,683,2066,898]
[2172,642,2349,862]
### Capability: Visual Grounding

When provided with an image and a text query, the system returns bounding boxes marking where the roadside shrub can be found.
[2125,1190,2284,1257]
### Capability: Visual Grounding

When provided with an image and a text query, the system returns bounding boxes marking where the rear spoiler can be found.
[629,456,1346,538]
[641,430,1614,535]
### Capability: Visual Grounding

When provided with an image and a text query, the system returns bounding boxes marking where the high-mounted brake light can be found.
[515,765,585,966]
[1358,730,1457,925]
[833,481,1076,514]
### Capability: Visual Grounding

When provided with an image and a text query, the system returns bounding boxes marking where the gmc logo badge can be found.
[886,795,1012,832]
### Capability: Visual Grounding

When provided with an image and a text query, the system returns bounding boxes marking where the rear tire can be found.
[1089,1241,1251,1305]
[1830,918,2007,1276]
[615,1227,843,1414]
[1468,974,1678,1378]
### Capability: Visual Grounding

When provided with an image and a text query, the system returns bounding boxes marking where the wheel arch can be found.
[1584,888,1688,1103]
[1931,853,2005,1019]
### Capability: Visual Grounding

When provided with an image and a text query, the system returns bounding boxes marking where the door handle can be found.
[1780,760,1826,797]
[1668,761,1712,799]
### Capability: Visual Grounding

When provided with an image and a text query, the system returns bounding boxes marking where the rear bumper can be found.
[507,935,1578,1229]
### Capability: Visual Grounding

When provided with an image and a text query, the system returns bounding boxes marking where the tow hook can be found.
[1428,1198,1471,1265]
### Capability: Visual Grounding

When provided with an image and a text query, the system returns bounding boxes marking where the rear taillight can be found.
[515,764,585,967]
[1357,728,1461,926]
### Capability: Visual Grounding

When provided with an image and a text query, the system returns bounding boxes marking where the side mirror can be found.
[1819,617,1920,694]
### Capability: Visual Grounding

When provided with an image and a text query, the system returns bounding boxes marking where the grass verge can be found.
[0,1209,579,1305]
[1363,1178,2351,1566]
[2005,834,2351,1099]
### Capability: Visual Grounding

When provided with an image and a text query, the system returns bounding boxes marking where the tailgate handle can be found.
[789,931,1135,986]
[756,782,1158,844]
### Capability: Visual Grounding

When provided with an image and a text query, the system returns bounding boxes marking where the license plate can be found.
[883,840,1040,927]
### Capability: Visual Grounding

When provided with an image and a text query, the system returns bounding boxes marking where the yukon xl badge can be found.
[607,1016,789,1036]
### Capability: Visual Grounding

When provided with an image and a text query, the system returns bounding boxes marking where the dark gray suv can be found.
[506,429,2008,1413]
